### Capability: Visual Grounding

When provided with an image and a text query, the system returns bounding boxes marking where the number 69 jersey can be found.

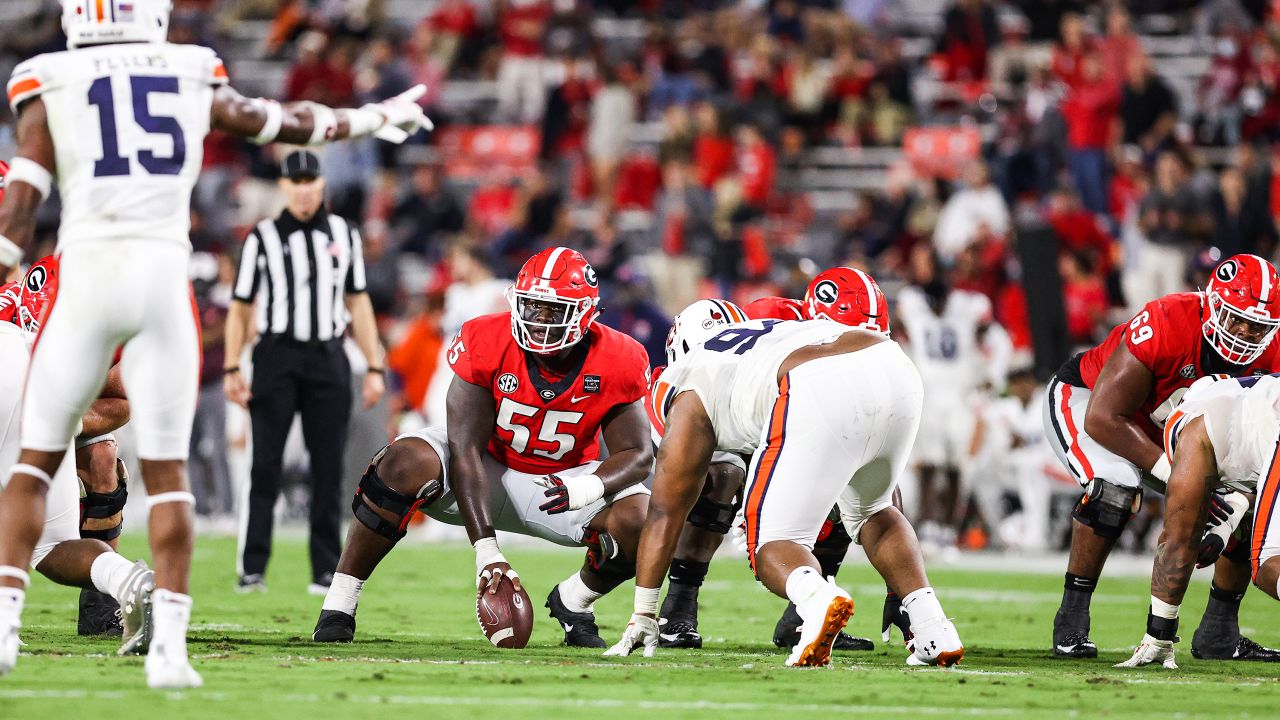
[7,42,227,248]
[447,312,650,475]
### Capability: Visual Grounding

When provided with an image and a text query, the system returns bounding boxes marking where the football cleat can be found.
[0,618,18,677]
[786,587,854,667]
[658,617,703,649]
[545,586,605,649]
[773,602,873,651]
[117,561,155,656]
[77,588,123,637]
[906,616,964,667]
[1053,631,1098,658]
[1192,635,1280,662]
[312,609,356,643]
[145,648,203,690]
[235,574,267,593]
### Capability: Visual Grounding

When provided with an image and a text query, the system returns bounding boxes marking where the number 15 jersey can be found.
[448,313,650,475]
[7,43,228,248]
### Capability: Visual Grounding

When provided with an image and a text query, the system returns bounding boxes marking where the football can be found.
[476,576,534,648]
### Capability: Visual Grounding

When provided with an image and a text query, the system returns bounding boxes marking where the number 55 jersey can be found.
[8,42,226,247]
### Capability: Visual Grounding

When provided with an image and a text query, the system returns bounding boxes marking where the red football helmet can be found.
[803,266,890,335]
[0,159,9,206]
[0,281,19,325]
[1202,254,1280,365]
[744,296,805,321]
[507,247,601,354]
[17,255,58,334]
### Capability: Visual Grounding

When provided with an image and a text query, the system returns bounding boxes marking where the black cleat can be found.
[545,586,605,648]
[1192,635,1280,662]
[658,618,703,649]
[77,588,123,637]
[236,573,267,593]
[1053,631,1098,658]
[312,609,356,643]
[772,601,873,651]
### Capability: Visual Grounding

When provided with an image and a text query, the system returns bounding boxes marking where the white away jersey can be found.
[1165,374,1280,493]
[897,287,992,396]
[0,322,36,475]
[7,43,228,248]
[654,319,860,455]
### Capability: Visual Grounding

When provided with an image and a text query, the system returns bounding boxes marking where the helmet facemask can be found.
[1203,292,1280,365]
[507,287,593,354]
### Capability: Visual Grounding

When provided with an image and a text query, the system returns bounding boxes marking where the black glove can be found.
[537,474,570,514]
[1205,491,1233,527]
[881,591,912,644]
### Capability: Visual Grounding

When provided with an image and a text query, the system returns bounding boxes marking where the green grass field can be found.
[2,535,1277,719]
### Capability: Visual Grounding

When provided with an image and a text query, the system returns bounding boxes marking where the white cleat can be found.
[906,615,964,667]
[145,649,203,690]
[0,619,19,677]
[117,561,155,656]
[785,585,854,668]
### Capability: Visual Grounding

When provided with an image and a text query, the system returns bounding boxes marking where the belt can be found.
[262,335,344,352]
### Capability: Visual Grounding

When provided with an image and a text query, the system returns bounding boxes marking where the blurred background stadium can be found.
[1,0,1270,560]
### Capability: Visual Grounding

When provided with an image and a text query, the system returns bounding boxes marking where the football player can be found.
[608,302,962,667]
[314,247,653,649]
[0,0,431,688]
[1045,253,1280,661]
[1117,373,1280,668]
[1,258,154,673]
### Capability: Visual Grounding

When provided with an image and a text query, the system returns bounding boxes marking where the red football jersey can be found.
[0,282,18,325]
[448,313,650,474]
[744,296,805,321]
[1070,292,1280,438]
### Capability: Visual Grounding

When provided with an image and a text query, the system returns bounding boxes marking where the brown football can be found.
[476,576,534,649]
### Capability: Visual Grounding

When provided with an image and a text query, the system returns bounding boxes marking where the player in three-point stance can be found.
[314,247,654,649]
[0,0,432,688]
[607,306,962,667]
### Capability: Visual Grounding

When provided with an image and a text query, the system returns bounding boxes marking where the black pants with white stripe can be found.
[241,336,352,582]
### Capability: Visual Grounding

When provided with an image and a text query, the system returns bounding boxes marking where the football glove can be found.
[603,614,660,658]
[882,591,913,644]
[1197,491,1251,568]
[537,474,604,514]
[730,510,748,552]
[1114,634,1178,669]
[362,85,434,143]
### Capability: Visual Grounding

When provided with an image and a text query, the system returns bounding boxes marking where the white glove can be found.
[362,85,434,143]
[603,614,660,658]
[730,510,748,552]
[1114,634,1178,669]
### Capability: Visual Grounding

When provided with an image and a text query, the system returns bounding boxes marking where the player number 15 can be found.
[1129,310,1153,346]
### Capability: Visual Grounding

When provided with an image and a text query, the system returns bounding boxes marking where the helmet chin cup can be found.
[1203,292,1280,366]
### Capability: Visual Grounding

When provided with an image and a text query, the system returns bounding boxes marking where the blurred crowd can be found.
[2,0,1276,554]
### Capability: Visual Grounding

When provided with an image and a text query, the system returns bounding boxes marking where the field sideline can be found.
[2,535,1277,719]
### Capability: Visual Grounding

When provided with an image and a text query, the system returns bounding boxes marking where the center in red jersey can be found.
[448,312,650,475]
[1064,292,1280,439]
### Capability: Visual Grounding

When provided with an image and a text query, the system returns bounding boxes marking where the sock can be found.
[558,572,604,614]
[321,573,365,615]
[89,552,136,600]
[666,559,708,603]
[151,589,192,660]
[1061,573,1096,612]
[814,546,846,579]
[1196,584,1243,645]
[784,566,825,611]
[0,587,23,626]
[902,587,945,628]
[1205,584,1244,618]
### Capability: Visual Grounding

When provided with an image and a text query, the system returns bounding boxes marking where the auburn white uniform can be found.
[0,323,79,567]
[1164,374,1280,576]
[653,320,923,568]
[896,287,1007,468]
[6,42,225,458]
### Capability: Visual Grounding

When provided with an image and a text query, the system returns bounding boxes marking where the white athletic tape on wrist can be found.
[6,157,53,200]
[146,491,195,509]
[343,106,387,139]
[0,566,30,587]
[305,103,338,145]
[473,537,506,574]
[634,586,660,616]
[74,433,115,450]
[569,474,605,510]
[1150,454,1172,484]
[10,463,52,486]
[250,99,283,145]
[0,235,21,268]
[1150,595,1180,619]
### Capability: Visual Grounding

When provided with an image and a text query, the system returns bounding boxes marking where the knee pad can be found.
[1072,478,1141,539]
[583,533,635,586]
[79,461,128,542]
[351,446,442,542]
[687,495,737,534]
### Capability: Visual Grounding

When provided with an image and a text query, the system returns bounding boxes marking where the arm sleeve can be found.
[231,228,262,302]
[345,222,368,294]
[7,58,46,114]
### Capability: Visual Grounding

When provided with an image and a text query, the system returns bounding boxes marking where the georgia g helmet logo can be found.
[1215,260,1239,283]
[24,265,47,293]
[813,279,839,305]
[584,264,598,288]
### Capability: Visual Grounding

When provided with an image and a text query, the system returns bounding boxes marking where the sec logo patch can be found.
[1179,364,1195,379]
[497,373,519,394]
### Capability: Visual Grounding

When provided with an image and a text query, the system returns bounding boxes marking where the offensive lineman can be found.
[1045,254,1280,660]
[607,309,962,667]
[313,248,654,648]
[0,0,433,688]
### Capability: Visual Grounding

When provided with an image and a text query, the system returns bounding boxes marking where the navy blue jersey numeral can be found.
[89,75,186,178]
[704,320,780,355]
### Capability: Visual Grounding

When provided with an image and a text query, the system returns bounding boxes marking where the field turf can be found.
[2,535,1277,719]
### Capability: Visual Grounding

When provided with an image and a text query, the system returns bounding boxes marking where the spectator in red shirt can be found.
[1050,12,1092,88]
[1097,6,1144,84]
[1045,187,1115,275]
[1108,144,1149,224]
[283,32,355,106]
[495,0,551,123]
[692,101,735,189]
[736,124,776,209]
[1061,52,1120,216]
[425,0,478,73]
[1059,251,1108,346]
[934,0,999,83]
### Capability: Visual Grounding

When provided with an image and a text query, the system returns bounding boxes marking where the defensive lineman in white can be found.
[0,0,432,689]
[606,313,963,667]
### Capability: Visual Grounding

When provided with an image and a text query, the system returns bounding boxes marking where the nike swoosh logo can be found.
[570,395,589,403]
[562,623,574,632]
[660,633,681,642]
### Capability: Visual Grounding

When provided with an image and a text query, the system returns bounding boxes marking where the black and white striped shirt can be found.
[232,209,367,342]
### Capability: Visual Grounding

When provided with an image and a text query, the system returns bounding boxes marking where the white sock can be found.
[784,566,826,610]
[322,573,365,614]
[902,587,945,627]
[89,552,136,600]
[151,589,192,659]
[0,588,23,626]
[557,572,604,614]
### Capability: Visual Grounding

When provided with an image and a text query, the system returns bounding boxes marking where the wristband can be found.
[1147,595,1180,641]
[250,99,283,145]
[224,367,240,374]
[634,586,660,616]
[6,157,53,199]
[75,433,115,450]
[304,102,338,145]
[473,536,506,574]
[1149,454,1172,484]
[0,235,22,268]
[367,367,385,375]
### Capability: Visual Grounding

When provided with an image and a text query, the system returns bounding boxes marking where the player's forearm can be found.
[80,399,130,438]
[223,301,252,369]
[633,509,685,593]
[1151,537,1198,606]
[594,446,654,495]
[0,183,42,264]
[452,452,496,542]
[1088,414,1163,476]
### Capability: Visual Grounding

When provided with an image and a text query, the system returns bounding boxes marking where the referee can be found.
[223,150,386,594]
